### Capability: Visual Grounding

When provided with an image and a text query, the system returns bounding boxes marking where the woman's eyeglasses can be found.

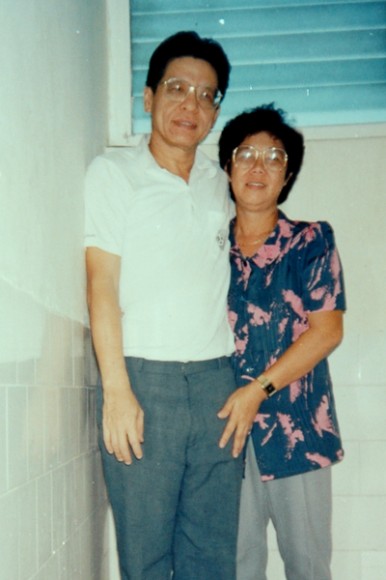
[232,145,288,172]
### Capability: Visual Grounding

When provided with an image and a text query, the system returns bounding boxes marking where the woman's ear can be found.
[225,160,232,181]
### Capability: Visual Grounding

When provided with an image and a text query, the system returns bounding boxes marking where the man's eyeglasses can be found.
[160,77,222,110]
[232,145,288,172]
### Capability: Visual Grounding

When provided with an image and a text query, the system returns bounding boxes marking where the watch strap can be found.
[256,374,277,398]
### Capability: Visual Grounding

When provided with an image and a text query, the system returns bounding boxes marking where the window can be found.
[107,0,386,144]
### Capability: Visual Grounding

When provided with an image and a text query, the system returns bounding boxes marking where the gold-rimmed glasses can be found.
[232,145,288,172]
[159,77,222,109]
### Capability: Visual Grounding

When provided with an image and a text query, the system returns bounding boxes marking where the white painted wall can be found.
[0,1,109,578]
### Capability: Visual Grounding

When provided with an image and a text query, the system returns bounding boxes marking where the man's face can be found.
[144,57,220,154]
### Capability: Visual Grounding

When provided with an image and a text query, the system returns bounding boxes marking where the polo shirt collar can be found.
[139,135,217,179]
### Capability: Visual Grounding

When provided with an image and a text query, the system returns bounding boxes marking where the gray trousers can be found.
[237,440,333,580]
[98,356,243,580]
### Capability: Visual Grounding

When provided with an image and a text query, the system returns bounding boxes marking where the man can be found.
[85,31,243,580]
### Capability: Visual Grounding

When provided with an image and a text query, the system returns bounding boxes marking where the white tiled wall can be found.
[0,1,110,578]
[0,315,108,580]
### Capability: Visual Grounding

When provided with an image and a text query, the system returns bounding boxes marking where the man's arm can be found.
[86,247,144,464]
[218,310,344,458]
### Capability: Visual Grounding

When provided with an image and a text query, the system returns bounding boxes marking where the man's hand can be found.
[102,385,144,465]
[217,383,265,458]
[86,247,145,465]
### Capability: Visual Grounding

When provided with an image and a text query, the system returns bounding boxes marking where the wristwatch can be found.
[256,374,277,398]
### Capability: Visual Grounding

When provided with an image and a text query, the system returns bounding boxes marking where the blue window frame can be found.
[130,0,386,135]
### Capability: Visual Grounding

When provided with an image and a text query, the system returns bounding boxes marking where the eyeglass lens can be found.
[234,146,287,170]
[162,78,220,108]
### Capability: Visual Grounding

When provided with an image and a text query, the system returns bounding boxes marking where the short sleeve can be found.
[301,221,346,313]
[84,155,131,256]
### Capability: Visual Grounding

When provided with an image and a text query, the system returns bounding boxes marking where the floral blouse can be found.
[228,211,346,480]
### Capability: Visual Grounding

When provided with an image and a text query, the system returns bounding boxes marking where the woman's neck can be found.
[235,208,279,237]
[235,209,279,256]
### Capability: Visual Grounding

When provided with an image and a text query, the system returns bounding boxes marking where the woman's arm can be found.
[218,309,344,458]
[86,247,144,464]
[262,309,343,389]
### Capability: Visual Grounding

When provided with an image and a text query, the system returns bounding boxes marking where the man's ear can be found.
[211,106,220,129]
[143,87,153,113]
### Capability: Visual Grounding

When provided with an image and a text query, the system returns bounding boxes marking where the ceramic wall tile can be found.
[7,386,28,489]
[18,482,38,580]
[361,551,386,580]
[36,473,53,569]
[0,491,20,580]
[359,441,386,496]
[334,496,386,551]
[332,441,361,497]
[0,388,7,494]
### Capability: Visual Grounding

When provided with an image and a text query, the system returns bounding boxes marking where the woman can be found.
[217,104,346,580]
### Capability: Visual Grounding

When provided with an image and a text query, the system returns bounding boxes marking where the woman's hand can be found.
[217,310,344,459]
[217,383,266,458]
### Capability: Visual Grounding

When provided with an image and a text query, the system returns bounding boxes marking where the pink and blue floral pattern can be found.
[228,211,346,480]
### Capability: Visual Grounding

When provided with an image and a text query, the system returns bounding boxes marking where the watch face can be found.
[265,383,276,397]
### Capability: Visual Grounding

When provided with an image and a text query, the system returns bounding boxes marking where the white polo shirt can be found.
[85,137,234,361]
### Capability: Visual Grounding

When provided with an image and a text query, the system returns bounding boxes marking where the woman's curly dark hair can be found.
[218,104,305,204]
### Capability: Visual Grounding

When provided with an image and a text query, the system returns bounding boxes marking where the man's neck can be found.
[148,136,197,183]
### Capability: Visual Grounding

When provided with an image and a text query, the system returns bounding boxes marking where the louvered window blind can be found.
[130,1,386,135]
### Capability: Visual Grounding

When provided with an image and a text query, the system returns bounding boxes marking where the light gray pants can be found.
[237,440,333,580]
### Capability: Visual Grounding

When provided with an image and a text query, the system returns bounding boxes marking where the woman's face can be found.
[229,131,289,213]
